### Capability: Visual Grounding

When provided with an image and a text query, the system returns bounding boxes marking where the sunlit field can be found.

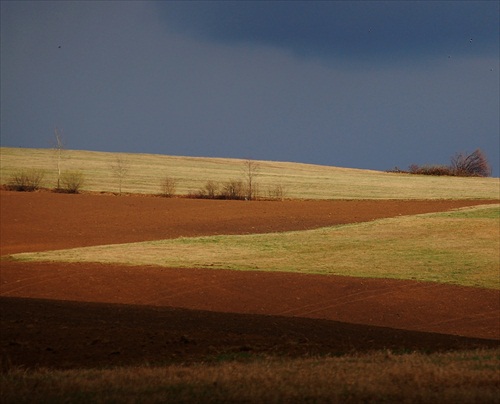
[1,147,499,199]
[12,205,500,289]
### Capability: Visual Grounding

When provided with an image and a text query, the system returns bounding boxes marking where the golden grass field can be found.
[1,146,499,199]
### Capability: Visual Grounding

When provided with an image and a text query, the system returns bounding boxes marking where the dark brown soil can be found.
[1,190,498,369]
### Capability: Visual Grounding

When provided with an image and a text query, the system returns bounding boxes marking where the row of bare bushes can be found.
[189,179,247,200]
[187,179,286,201]
[4,169,285,200]
[164,159,285,201]
[388,149,491,177]
[112,158,284,200]
[6,169,84,193]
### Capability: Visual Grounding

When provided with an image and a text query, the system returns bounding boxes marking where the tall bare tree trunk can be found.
[54,128,64,189]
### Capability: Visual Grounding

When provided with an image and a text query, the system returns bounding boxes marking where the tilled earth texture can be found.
[1,190,499,369]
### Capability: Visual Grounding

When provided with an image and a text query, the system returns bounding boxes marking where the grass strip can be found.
[12,205,500,289]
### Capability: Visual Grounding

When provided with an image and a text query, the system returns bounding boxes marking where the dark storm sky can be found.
[1,1,499,175]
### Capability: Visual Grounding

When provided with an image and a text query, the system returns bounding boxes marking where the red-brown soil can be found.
[1,190,499,369]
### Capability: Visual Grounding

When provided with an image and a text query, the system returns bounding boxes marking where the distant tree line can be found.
[388,149,491,177]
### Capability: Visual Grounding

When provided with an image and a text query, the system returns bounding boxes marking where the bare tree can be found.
[110,156,130,194]
[53,127,65,189]
[242,159,260,200]
[450,149,491,177]
[160,176,177,197]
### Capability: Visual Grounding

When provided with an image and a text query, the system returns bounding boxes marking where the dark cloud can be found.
[1,1,499,176]
[160,1,499,63]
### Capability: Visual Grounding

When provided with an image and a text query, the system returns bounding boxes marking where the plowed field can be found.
[1,190,499,369]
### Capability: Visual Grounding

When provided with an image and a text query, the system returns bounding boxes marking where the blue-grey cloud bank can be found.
[1,1,499,176]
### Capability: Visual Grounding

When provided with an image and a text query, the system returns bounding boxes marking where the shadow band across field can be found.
[1,297,498,370]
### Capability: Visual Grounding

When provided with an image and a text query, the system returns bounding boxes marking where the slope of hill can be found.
[1,147,499,199]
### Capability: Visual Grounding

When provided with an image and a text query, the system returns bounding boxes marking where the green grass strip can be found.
[11,205,500,289]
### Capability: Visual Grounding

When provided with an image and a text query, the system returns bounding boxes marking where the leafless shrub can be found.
[192,179,246,200]
[160,176,177,197]
[268,184,286,201]
[203,180,220,199]
[59,170,84,193]
[408,164,453,176]
[188,181,217,199]
[220,180,245,200]
[7,168,45,191]
[451,149,491,177]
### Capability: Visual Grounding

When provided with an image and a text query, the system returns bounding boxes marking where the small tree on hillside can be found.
[242,159,260,200]
[450,149,491,177]
[53,127,65,189]
[110,156,130,194]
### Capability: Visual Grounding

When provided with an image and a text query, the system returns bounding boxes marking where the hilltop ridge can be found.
[1,147,499,199]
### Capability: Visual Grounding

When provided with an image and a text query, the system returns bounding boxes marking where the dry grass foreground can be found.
[1,190,499,402]
[2,350,499,403]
